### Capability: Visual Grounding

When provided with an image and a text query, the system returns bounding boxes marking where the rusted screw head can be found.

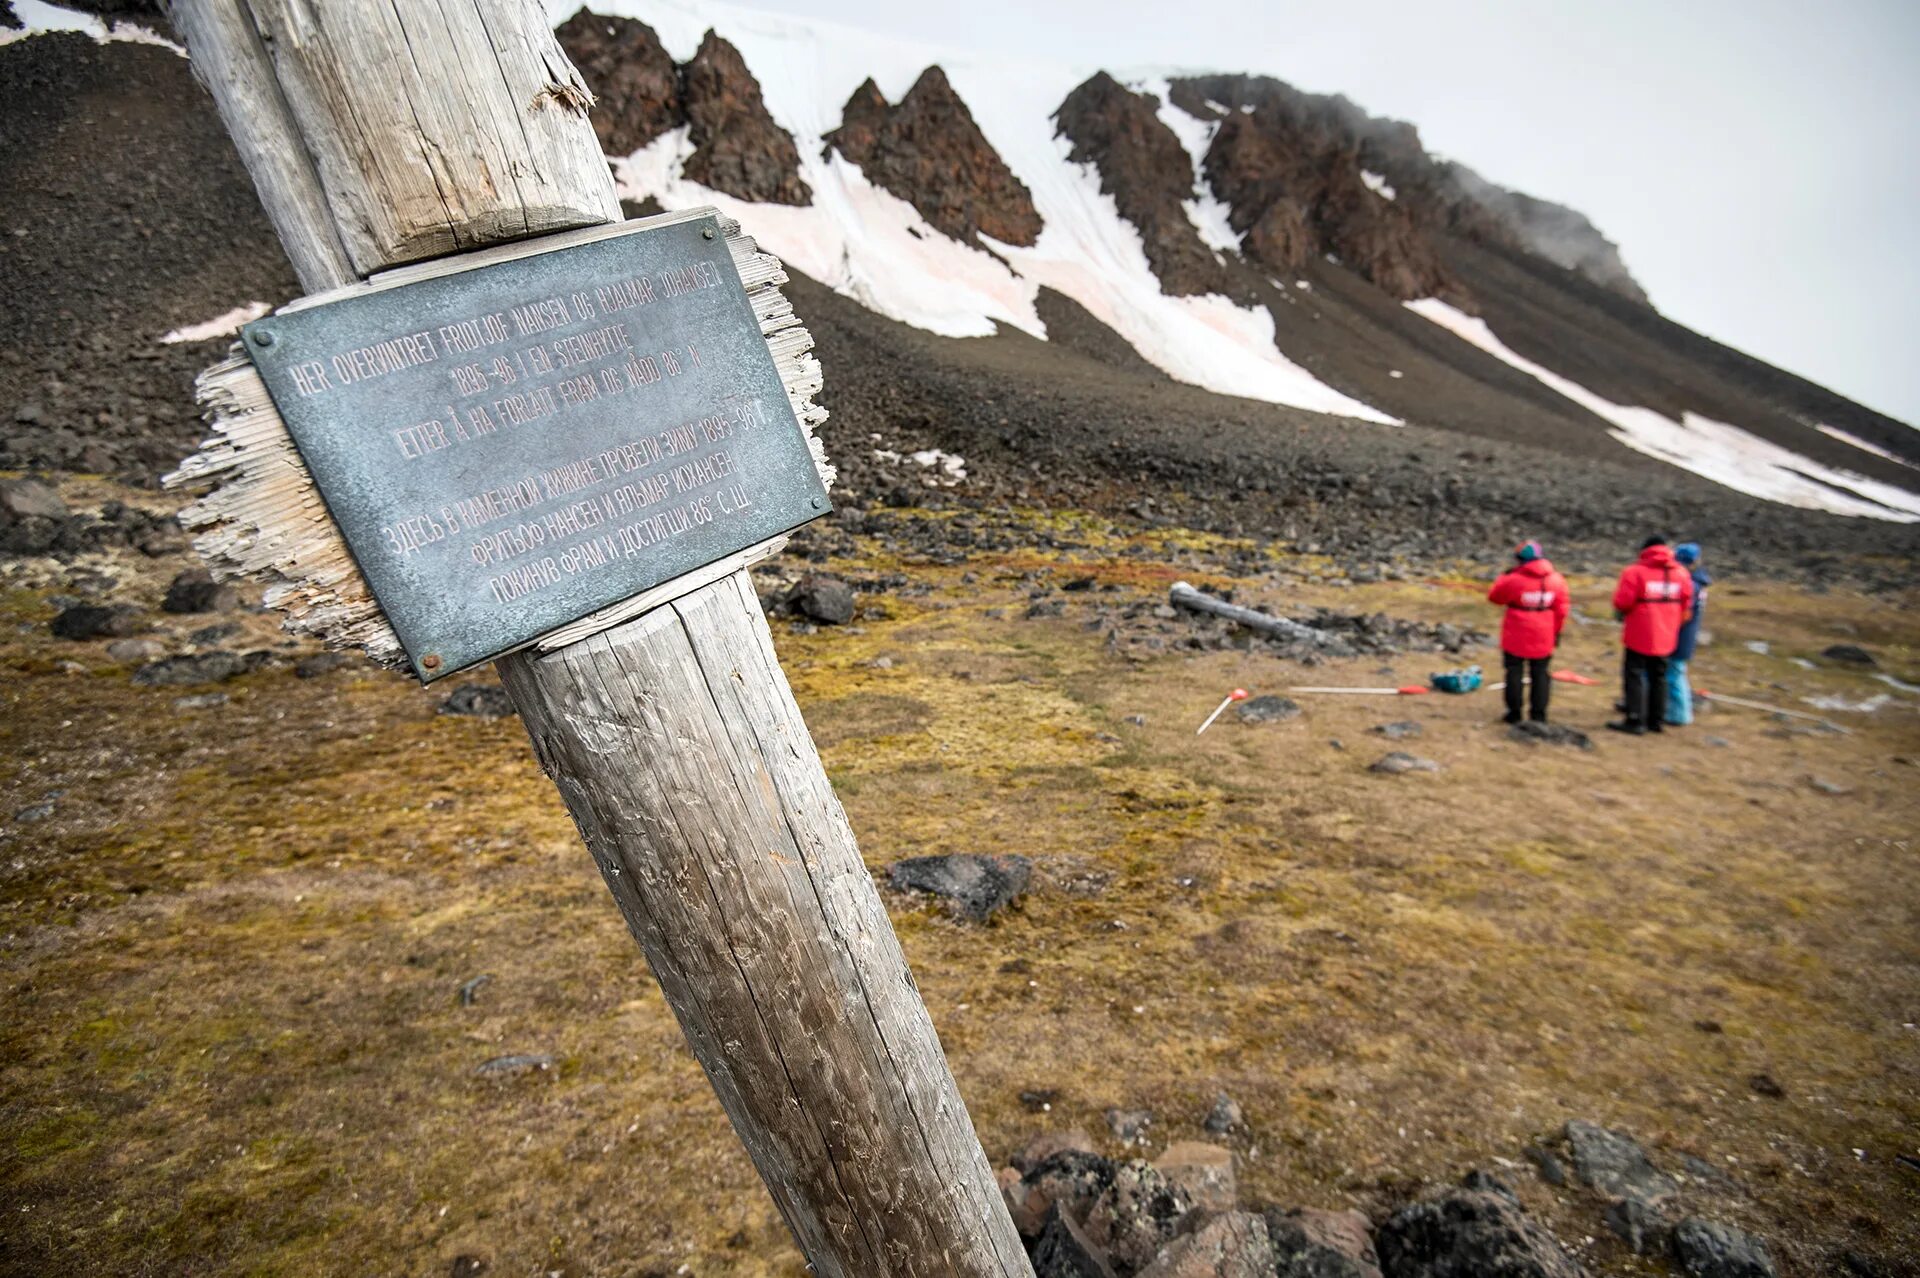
[421,654,442,671]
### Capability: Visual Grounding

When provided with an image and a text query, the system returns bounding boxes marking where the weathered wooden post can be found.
[160,3,1033,1273]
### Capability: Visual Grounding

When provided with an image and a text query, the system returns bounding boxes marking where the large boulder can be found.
[886,853,1031,922]
[1670,1218,1776,1278]
[1374,1185,1585,1278]
[1263,1207,1382,1278]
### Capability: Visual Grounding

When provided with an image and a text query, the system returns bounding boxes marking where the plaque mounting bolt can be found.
[250,329,274,347]
[421,654,442,671]
[810,497,823,509]
[703,227,715,239]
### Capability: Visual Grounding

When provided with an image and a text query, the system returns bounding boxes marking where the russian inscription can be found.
[244,213,829,681]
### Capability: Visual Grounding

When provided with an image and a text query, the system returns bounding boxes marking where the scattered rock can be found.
[1747,1072,1785,1099]
[1138,1210,1273,1278]
[51,603,146,640]
[1031,1205,1118,1278]
[1807,776,1853,796]
[1820,643,1876,666]
[1565,1120,1676,1205]
[1006,1149,1116,1239]
[0,475,68,521]
[172,692,229,711]
[295,651,354,679]
[1369,751,1441,775]
[1104,1107,1152,1146]
[1670,1218,1776,1278]
[787,573,856,624]
[1264,1206,1383,1278]
[1020,1089,1062,1114]
[1203,1091,1243,1136]
[449,1255,487,1278]
[1525,1145,1567,1186]
[1372,720,1422,739]
[1703,735,1731,748]
[13,800,56,826]
[472,1053,554,1076]
[132,651,247,687]
[886,853,1031,922]
[1604,1197,1667,1255]
[1237,694,1301,723]
[1508,721,1594,750]
[439,685,515,718]
[1080,1160,1194,1273]
[1154,1141,1235,1212]
[105,637,165,663]
[1375,1185,1585,1278]
[161,568,240,614]
[1026,599,1068,619]
[1124,714,1148,727]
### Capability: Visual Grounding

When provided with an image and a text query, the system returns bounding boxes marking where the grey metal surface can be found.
[244,213,828,682]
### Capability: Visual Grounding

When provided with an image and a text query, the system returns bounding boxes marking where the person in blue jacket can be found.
[1665,542,1711,724]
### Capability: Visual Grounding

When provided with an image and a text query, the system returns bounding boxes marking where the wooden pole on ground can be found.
[163,3,1031,1273]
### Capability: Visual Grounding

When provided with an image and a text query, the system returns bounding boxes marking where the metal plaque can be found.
[243,211,830,682]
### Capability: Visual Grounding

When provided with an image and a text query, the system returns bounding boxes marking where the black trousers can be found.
[1622,650,1669,727]
[1504,654,1550,721]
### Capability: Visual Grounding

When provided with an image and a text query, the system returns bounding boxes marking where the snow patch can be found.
[1361,169,1396,201]
[1816,423,1920,472]
[1407,297,1920,522]
[571,0,1395,422]
[4,0,183,53]
[158,302,272,345]
[1135,76,1242,256]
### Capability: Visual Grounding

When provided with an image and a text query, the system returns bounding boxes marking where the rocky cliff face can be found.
[1051,72,1237,298]
[824,67,1041,247]
[554,15,808,206]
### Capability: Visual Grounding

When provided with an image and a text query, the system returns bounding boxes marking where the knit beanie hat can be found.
[1514,540,1543,564]
[1674,542,1701,566]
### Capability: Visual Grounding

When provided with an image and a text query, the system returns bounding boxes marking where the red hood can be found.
[1516,558,1555,578]
[1638,545,1677,569]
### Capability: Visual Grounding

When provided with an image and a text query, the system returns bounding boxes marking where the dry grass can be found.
[3,491,1917,1276]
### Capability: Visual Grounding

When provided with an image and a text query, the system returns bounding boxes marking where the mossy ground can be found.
[2,491,1916,1276]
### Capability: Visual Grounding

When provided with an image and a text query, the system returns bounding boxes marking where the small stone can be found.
[1124,714,1148,727]
[1372,720,1422,739]
[189,622,243,646]
[1369,751,1441,775]
[1821,643,1876,666]
[1605,1197,1667,1254]
[1138,1210,1272,1278]
[1703,736,1731,748]
[1203,1091,1243,1136]
[473,1053,555,1075]
[172,692,229,711]
[1104,1107,1152,1145]
[439,685,514,718]
[134,652,247,687]
[787,573,856,624]
[1508,721,1594,750]
[1565,1119,1677,1205]
[295,651,353,679]
[105,638,165,663]
[1670,1217,1776,1278]
[1807,776,1852,796]
[52,604,146,640]
[1237,695,1301,723]
[1154,1141,1235,1212]
[0,476,67,521]
[1026,599,1068,619]
[12,801,56,825]
[886,853,1031,922]
[1019,1089,1061,1113]
[458,974,493,1007]
[1747,1072,1785,1099]
[162,568,240,614]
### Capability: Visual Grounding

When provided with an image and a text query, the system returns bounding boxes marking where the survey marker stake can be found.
[1197,687,1250,734]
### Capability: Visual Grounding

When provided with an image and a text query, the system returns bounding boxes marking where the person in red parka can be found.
[1607,535,1695,735]
[1488,540,1571,724]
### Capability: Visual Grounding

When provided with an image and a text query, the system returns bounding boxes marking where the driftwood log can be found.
[162,2,1031,1273]
[1169,579,1330,644]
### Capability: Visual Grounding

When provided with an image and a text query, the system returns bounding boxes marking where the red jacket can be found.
[1612,544,1695,656]
[1489,559,1570,659]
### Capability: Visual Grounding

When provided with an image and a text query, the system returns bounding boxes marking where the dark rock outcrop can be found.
[1079,1160,1194,1273]
[554,9,682,156]
[1670,1218,1776,1278]
[886,853,1031,921]
[1564,1120,1676,1205]
[826,68,1042,247]
[1264,1206,1383,1278]
[1031,1205,1118,1278]
[553,16,808,205]
[1375,1183,1586,1278]
[1053,73,1233,297]
[680,30,810,205]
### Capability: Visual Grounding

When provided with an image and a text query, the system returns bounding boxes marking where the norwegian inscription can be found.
[245,214,829,681]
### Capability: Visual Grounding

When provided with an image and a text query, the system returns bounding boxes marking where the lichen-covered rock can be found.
[1153,1141,1236,1212]
[1236,694,1300,723]
[1264,1206,1383,1278]
[680,30,810,205]
[826,67,1041,247]
[1670,1218,1776,1278]
[161,568,239,614]
[1080,1160,1195,1274]
[1006,1150,1118,1240]
[1032,1204,1119,1278]
[554,9,682,156]
[886,853,1031,921]
[1138,1210,1273,1278]
[1375,1186,1586,1278]
[786,573,856,624]
[1564,1120,1676,1205]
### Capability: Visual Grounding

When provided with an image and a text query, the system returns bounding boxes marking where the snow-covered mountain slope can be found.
[548,0,1920,521]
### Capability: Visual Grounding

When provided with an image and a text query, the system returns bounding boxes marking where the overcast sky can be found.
[742,0,1920,428]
